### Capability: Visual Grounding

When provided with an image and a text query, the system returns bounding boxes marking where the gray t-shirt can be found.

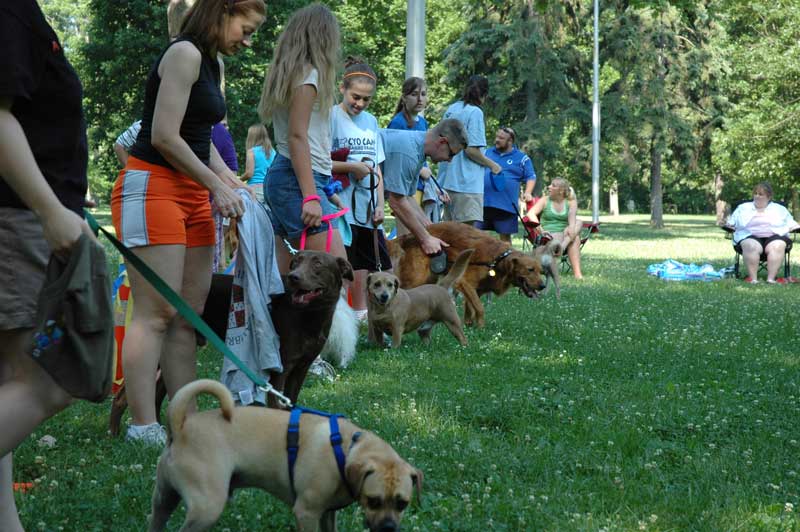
[272,68,332,176]
[379,129,426,197]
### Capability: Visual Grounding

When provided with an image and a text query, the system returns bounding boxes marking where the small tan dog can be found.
[532,239,562,299]
[148,379,422,532]
[367,249,474,348]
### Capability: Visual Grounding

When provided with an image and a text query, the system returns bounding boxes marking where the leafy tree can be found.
[712,0,800,214]
[78,0,168,199]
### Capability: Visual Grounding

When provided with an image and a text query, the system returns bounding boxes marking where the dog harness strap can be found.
[299,207,350,253]
[286,407,356,501]
[287,407,303,493]
[329,415,355,497]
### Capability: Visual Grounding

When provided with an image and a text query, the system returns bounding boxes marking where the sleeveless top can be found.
[541,198,569,233]
[130,37,225,169]
[250,146,274,186]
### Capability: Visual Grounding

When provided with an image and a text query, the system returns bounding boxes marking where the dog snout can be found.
[373,519,398,532]
[537,279,546,290]
[288,272,301,284]
[379,292,389,303]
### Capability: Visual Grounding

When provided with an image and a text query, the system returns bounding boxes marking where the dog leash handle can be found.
[299,207,349,252]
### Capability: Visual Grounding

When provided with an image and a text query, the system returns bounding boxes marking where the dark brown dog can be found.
[148,379,421,532]
[109,251,353,433]
[388,222,547,328]
[367,249,473,348]
[269,251,353,407]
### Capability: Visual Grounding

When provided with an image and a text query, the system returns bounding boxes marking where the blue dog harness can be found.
[287,406,362,500]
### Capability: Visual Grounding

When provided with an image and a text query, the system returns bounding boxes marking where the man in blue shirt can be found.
[476,126,536,242]
[380,118,467,255]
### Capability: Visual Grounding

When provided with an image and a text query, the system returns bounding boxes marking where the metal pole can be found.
[591,0,600,223]
[405,0,426,78]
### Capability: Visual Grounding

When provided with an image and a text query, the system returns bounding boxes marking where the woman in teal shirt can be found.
[528,177,584,279]
[242,124,275,202]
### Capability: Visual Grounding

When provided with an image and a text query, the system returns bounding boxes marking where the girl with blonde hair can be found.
[241,124,275,202]
[258,3,346,272]
[528,177,584,279]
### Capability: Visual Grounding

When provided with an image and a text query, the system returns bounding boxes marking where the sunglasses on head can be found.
[499,126,516,141]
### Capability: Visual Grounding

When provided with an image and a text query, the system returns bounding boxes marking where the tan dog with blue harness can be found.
[148,379,421,532]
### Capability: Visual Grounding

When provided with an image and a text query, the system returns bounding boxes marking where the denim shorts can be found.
[265,154,336,240]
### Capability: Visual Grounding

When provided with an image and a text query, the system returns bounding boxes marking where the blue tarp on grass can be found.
[647,259,732,281]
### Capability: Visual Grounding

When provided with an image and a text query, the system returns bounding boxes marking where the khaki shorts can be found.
[0,208,50,330]
[443,191,483,223]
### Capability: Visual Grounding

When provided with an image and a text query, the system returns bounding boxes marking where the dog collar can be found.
[485,249,513,277]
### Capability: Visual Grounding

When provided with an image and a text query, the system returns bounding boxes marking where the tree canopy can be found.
[39,0,798,219]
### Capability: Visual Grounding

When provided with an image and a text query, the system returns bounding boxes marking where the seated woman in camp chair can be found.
[527,177,584,279]
[726,181,800,284]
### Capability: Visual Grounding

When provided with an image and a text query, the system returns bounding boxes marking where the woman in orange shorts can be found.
[110,0,265,445]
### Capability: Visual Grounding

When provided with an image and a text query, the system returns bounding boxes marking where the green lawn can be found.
[12,214,800,531]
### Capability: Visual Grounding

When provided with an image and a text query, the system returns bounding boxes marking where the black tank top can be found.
[130,37,225,169]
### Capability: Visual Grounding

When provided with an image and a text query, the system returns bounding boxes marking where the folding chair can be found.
[721,225,799,279]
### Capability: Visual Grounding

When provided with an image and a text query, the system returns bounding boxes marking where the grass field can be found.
[11,214,800,531]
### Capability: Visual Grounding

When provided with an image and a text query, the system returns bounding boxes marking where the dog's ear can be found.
[345,457,373,497]
[337,257,355,281]
[411,467,424,503]
[393,277,399,292]
[366,272,374,286]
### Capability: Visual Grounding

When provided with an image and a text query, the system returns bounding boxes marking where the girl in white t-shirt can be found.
[257,4,346,273]
[330,57,390,319]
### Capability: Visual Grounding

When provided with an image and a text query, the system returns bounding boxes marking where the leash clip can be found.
[258,383,294,408]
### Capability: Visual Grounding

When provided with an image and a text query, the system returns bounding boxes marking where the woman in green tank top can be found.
[527,177,584,279]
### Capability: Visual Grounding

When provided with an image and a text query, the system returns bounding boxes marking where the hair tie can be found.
[343,71,377,82]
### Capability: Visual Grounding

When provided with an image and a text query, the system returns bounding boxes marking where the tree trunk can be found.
[792,187,799,221]
[609,180,619,216]
[650,140,664,229]
[714,170,728,225]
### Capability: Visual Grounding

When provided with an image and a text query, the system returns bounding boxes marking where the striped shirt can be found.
[115,120,141,149]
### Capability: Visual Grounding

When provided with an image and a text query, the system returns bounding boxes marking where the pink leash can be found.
[299,200,349,252]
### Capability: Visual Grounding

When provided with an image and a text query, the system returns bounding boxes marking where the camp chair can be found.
[526,219,600,272]
[720,224,800,279]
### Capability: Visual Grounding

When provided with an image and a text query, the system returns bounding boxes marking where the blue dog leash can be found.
[287,407,362,500]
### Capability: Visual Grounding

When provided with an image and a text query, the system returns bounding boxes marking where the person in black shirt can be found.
[0,1,95,529]
[110,0,265,445]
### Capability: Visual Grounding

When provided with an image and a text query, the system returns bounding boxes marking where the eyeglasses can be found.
[499,126,516,141]
[440,135,457,160]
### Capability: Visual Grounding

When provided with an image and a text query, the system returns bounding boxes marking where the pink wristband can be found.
[302,194,321,206]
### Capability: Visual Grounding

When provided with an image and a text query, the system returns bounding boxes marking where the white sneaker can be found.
[126,423,167,446]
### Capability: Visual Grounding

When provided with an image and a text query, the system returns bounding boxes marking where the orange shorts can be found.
[111,156,215,248]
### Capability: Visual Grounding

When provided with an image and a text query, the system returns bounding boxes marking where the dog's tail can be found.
[437,249,474,291]
[168,379,235,436]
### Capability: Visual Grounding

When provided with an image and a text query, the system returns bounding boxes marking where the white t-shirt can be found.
[272,68,333,176]
[330,105,385,228]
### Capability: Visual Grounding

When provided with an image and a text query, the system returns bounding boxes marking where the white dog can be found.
[319,291,359,368]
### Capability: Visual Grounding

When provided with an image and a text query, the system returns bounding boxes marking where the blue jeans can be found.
[265,154,336,239]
